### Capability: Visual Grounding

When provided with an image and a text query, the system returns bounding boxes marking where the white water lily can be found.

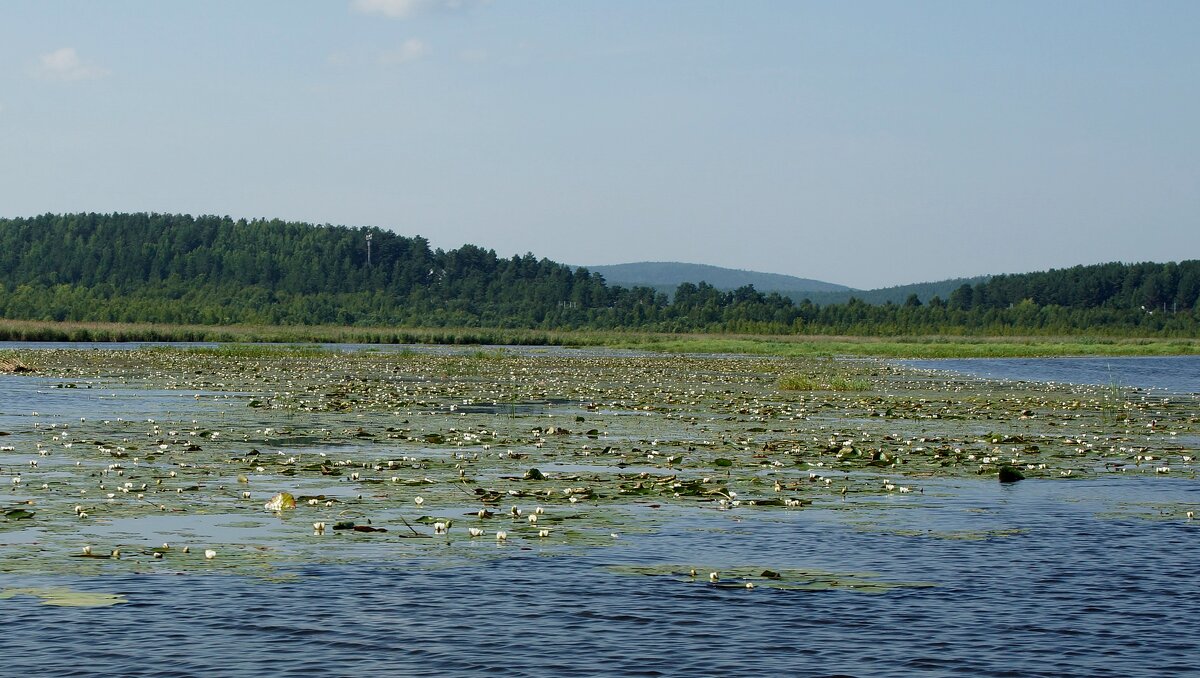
[495,531,507,541]
[468,527,484,537]
[204,549,217,559]
[414,496,424,506]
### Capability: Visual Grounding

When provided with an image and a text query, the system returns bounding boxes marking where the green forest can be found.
[1,213,1197,336]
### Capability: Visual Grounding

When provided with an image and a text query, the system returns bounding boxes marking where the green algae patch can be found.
[0,586,127,607]
[606,564,936,593]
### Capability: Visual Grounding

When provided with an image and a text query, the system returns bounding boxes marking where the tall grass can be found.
[1,319,1197,358]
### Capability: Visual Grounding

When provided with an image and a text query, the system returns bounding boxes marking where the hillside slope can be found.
[582,261,849,293]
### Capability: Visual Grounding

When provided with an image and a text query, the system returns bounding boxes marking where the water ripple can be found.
[3,478,1198,677]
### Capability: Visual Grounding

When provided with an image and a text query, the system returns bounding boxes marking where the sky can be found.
[1,0,1197,289]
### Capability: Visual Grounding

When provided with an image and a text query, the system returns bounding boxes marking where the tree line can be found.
[1,213,1196,336]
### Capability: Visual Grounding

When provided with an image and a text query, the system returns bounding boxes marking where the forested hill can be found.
[581,262,848,294]
[0,213,1197,336]
[0,212,630,327]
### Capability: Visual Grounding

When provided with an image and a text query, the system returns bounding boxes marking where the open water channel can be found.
[1,346,1196,677]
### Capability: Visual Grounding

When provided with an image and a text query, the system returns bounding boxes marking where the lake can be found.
[901,355,1200,394]
[3,477,1197,677]
[1,347,1196,677]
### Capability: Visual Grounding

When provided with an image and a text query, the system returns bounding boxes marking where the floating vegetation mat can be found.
[0,346,1194,582]
[607,564,936,593]
[0,586,126,607]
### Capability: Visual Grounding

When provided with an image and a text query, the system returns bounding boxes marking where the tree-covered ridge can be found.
[0,212,1197,336]
[949,261,1199,313]
[0,212,660,327]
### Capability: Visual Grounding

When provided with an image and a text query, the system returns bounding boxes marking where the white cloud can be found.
[35,47,110,81]
[378,39,428,65]
[351,0,479,20]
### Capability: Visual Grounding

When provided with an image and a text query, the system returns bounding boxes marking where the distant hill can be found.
[580,262,850,295]
[799,276,993,306]
[580,261,988,306]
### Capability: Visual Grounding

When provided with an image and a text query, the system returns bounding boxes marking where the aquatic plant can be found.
[0,344,1192,585]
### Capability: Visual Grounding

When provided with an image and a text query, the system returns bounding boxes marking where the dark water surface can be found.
[3,477,1197,677]
[901,355,1200,394]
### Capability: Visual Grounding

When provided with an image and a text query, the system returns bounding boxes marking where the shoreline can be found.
[1,319,1197,359]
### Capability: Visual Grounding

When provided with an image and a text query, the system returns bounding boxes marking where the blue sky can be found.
[2,0,1197,289]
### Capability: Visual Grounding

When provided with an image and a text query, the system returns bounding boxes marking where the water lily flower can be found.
[204,549,217,559]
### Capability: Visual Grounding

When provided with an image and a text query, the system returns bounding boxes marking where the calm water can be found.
[1,477,1197,677]
[2,348,1198,676]
[901,355,1200,394]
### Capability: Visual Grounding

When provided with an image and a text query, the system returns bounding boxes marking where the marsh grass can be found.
[1101,364,1127,424]
[629,335,1200,359]
[2,319,1198,358]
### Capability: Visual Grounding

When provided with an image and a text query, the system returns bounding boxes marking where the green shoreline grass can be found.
[1,319,1197,358]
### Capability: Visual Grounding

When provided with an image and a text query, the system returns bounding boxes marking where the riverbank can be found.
[1,319,1197,358]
